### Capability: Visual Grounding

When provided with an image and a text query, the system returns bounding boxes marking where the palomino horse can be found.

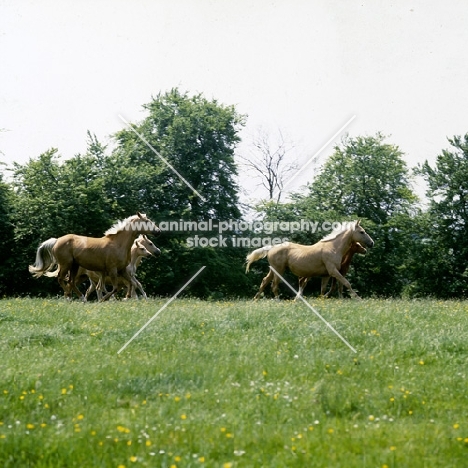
[297,241,367,300]
[29,213,160,301]
[81,235,161,300]
[121,234,161,299]
[245,220,374,300]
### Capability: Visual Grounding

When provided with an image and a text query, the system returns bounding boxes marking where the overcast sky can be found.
[1,0,468,202]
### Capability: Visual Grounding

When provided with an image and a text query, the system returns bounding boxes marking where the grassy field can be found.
[0,296,467,467]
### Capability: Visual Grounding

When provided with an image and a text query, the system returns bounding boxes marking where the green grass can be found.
[0,297,467,467]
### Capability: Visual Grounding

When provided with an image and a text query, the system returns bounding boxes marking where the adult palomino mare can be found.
[29,213,160,301]
[40,235,160,301]
[80,235,161,301]
[297,241,367,300]
[245,220,374,300]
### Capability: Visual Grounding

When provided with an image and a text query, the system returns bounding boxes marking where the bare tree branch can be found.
[239,129,298,203]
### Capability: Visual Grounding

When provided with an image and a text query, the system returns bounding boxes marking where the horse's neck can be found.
[128,252,143,274]
[134,256,143,269]
[111,231,138,261]
[331,231,354,256]
[341,249,357,267]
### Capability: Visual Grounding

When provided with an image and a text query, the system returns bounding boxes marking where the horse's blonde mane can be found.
[320,221,357,242]
[104,215,140,236]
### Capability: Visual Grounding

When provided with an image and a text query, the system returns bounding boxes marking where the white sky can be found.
[1,0,468,203]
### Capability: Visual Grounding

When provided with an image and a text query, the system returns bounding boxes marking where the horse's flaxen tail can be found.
[28,238,58,278]
[245,245,274,273]
[44,266,60,278]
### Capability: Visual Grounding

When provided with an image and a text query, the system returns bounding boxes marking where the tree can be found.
[12,136,114,243]
[0,170,15,296]
[302,133,417,224]
[239,129,298,204]
[418,134,468,233]
[113,88,245,221]
[411,134,468,297]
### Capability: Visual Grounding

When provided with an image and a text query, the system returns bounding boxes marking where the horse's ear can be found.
[137,212,143,218]
[356,219,361,226]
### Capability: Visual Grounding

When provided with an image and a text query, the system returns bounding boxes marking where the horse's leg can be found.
[101,284,118,301]
[120,275,134,300]
[295,277,309,301]
[337,279,343,298]
[323,278,337,298]
[101,285,117,302]
[253,269,275,300]
[62,280,73,300]
[120,271,143,300]
[100,278,110,298]
[85,278,98,301]
[95,274,108,301]
[271,267,285,300]
[326,266,361,299]
[321,277,330,296]
[68,264,85,301]
[57,264,74,300]
[130,277,146,299]
[101,269,131,302]
[131,279,138,299]
[122,277,142,300]
[120,277,132,300]
[100,268,119,302]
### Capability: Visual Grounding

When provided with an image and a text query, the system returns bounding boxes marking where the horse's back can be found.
[267,242,297,261]
[53,234,114,271]
[268,241,328,277]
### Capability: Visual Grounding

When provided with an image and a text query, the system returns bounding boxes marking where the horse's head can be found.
[132,240,153,259]
[132,212,161,237]
[136,234,161,258]
[351,242,367,255]
[351,220,374,248]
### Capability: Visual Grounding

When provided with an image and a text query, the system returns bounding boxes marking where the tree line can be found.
[1,88,467,299]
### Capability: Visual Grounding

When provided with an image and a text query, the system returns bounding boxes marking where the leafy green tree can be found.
[418,134,468,232]
[12,138,114,242]
[303,133,417,223]
[411,134,468,297]
[113,88,245,221]
[0,170,15,296]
